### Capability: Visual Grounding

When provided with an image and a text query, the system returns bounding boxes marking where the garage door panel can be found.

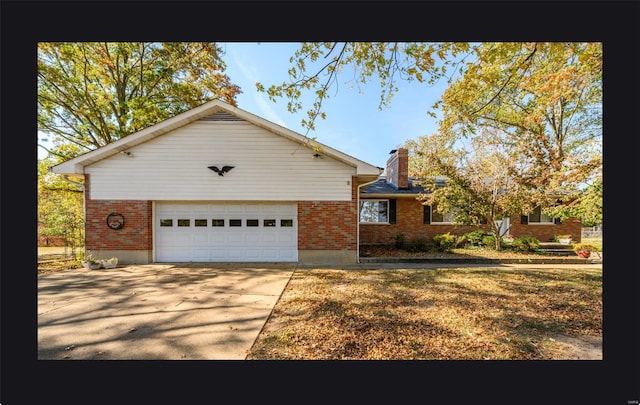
[260,233,277,244]
[192,249,211,261]
[278,234,296,244]
[192,233,210,243]
[156,202,297,262]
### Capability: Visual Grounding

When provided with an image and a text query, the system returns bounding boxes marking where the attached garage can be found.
[51,99,382,265]
[155,202,297,262]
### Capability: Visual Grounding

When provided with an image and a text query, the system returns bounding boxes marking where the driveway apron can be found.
[38,263,295,360]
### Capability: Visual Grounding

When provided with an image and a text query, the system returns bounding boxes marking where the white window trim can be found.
[359,199,390,224]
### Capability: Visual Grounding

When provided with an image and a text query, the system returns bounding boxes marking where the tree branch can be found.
[470,43,538,115]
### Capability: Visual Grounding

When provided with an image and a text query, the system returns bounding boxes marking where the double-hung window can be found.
[431,204,455,224]
[424,203,455,224]
[359,200,389,223]
[527,206,554,224]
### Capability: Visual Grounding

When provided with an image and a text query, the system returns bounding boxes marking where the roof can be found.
[362,176,577,201]
[51,99,383,180]
[361,176,449,197]
[362,178,424,196]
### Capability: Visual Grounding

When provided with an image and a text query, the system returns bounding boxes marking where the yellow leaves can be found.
[248,267,601,359]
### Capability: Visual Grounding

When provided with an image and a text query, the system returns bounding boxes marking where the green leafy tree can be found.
[437,42,602,198]
[38,158,84,252]
[38,42,241,160]
[260,42,602,222]
[546,178,602,227]
[257,42,471,133]
[407,129,540,250]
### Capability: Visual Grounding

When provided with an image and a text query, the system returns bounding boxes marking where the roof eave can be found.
[51,99,383,177]
[360,193,424,199]
[51,100,229,175]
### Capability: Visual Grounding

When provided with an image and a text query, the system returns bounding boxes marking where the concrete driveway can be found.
[38,263,295,360]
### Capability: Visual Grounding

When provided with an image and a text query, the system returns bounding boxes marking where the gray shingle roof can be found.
[362,178,429,195]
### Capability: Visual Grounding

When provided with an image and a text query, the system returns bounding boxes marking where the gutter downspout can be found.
[356,175,382,264]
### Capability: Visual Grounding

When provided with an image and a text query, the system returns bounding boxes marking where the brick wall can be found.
[359,197,582,245]
[359,198,493,245]
[510,216,582,243]
[84,175,153,251]
[298,176,358,251]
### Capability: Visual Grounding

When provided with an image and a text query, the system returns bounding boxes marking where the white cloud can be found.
[228,44,289,128]
[254,95,288,128]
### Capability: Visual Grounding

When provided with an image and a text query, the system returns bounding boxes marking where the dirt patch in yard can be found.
[549,334,602,360]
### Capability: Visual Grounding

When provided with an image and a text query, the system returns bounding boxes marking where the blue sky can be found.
[220,42,449,169]
[38,42,451,169]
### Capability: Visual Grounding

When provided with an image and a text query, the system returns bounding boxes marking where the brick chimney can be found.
[386,148,409,189]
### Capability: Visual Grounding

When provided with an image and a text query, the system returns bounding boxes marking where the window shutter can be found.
[389,199,396,224]
[521,215,528,224]
[554,217,562,224]
[423,205,431,224]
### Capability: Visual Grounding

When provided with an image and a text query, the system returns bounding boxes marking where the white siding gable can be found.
[86,118,355,201]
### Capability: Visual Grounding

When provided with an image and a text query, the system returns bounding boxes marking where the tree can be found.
[38,158,84,252]
[437,42,602,200]
[259,42,602,221]
[546,177,602,227]
[407,129,541,250]
[38,42,242,160]
[257,42,470,133]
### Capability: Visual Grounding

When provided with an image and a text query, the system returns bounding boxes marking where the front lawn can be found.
[247,267,602,360]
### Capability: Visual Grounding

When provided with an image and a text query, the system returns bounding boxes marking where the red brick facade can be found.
[84,167,581,257]
[359,148,582,246]
[510,216,582,243]
[298,177,358,251]
[84,175,153,251]
[359,197,582,245]
[84,175,361,254]
[359,198,493,245]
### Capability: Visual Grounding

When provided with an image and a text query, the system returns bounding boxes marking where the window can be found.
[281,219,293,227]
[194,219,208,227]
[247,219,259,227]
[212,219,225,227]
[430,204,455,224]
[528,206,554,224]
[160,219,173,227]
[177,219,190,227]
[359,200,389,223]
[230,219,242,227]
[264,219,276,227]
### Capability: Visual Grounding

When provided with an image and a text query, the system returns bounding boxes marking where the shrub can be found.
[433,232,457,253]
[394,233,406,250]
[511,236,540,252]
[455,234,468,248]
[572,243,598,253]
[481,234,497,249]
[405,237,431,253]
[463,230,493,247]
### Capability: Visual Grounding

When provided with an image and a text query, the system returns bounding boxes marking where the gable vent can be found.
[199,111,245,122]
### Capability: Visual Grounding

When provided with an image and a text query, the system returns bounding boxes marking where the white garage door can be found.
[155,202,297,262]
